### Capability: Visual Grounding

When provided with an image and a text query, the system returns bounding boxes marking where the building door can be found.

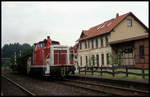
[120,47,135,65]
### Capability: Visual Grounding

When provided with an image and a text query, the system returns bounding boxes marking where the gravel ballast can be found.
[2,70,105,96]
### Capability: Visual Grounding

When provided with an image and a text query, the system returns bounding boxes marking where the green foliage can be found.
[1,43,33,65]
[109,52,123,66]
[91,55,96,66]
[88,55,96,67]
[2,60,11,67]
[88,57,91,67]
[22,48,33,57]
[1,60,11,70]
[107,53,111,64]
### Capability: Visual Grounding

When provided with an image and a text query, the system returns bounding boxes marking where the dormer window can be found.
[128,19,132,27]
[101,24,105,28]
[97,26,101,30]
[97,24,105,30]
[107,22,112,27]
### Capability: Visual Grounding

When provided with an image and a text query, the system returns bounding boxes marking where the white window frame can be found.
[128,19,132,27]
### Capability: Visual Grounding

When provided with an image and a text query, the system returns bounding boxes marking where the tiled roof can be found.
[70,42,79,52]
[78,12,147,41]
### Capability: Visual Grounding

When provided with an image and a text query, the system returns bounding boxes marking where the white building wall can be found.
[78,45,112,67]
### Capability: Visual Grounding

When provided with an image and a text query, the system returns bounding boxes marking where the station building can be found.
[76,12,149,67]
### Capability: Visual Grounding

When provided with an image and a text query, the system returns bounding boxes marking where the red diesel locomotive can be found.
[16,36,75,77]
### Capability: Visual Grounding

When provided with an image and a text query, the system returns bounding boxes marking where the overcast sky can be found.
[2,1,149,47]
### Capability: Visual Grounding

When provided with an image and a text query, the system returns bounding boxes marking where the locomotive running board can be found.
[30,65,47,68]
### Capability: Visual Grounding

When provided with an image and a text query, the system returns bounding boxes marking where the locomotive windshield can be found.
[39,42,46,48]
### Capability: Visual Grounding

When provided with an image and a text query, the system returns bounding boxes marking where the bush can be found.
[109,53,123,66]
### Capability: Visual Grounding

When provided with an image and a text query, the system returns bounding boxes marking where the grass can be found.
[1,66,10,71]
[77,68,149,80]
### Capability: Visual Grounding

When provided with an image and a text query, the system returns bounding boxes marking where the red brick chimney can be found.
[116,13,119,18]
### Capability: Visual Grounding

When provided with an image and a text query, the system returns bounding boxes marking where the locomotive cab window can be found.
[39,43,42,48]
[35,44,39,50]
[39,42,46,48]
[42,42,46,47]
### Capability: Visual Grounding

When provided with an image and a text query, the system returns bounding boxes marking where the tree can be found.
[1,43,33,66]
[2,60,11,70]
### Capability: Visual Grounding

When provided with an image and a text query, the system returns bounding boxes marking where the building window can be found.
[106,53,110,65]
[80,56,82,66]
[139,45,144,58]
[80,42,82,50]
[92,55,95,66]
[88,40,90,48]
[101,54,104,65]
[105,36,108,47]
[85,40,87,49]
[101,38,103,47]
[92,39,94,48]
[96,54,99,67]
[128,19,132,27]
[96,38,98,48]
[86,56,88,66]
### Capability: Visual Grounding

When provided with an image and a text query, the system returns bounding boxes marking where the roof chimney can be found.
[116,13,119,18]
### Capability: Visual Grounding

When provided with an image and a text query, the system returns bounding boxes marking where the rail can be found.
[60,78,149,96]
[1,75,36,96]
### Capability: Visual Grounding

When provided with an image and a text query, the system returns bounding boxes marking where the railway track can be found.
[58,78,149,96]
[1,75,36,96]
[1,71,149,96]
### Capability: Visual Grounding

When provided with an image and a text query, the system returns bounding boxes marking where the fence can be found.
[78,65,149,79]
